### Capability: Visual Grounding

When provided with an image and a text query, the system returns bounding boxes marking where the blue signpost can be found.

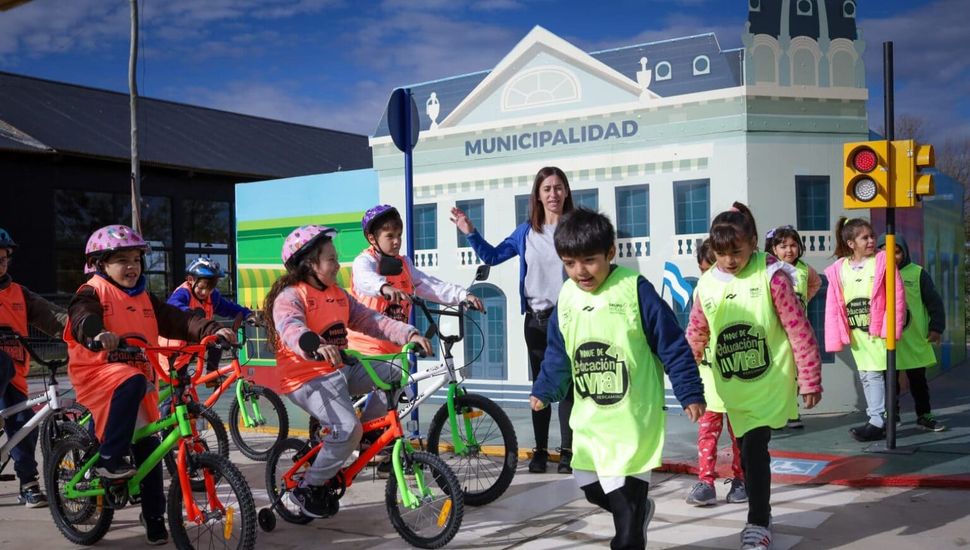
[386,87,421,433]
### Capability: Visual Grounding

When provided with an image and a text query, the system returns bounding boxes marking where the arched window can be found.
[655,61,672,81]
[792,48,818,86]
[842,0,856,18]
[831,50,855,87]
[693,55,711,76]
[753,44,776,83]
[502,66,580,112]
[463,284,507,380]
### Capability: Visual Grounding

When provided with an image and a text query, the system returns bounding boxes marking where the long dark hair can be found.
[529,166,575,233]
[764,225,805,261]
[263,238,330,351]
[833,216,873,259]
[709,202,758,254]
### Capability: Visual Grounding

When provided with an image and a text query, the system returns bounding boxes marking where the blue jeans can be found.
[0,350,39,485]
[859,370,886,428]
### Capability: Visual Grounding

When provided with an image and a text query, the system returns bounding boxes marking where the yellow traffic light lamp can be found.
[843,141,891,209]
[891,139,936,207]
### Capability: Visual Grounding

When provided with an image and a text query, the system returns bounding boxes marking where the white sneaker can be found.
[740,523,772,550]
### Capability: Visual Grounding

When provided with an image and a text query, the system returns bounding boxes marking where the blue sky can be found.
[1,0,967,142]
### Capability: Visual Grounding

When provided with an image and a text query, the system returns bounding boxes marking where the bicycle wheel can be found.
[385,451,464,549]
[45,434,114,545]
[228,384,289,461]
[168,451,257,550]
[426,393,518,506]
[164,402,229,491]
[40,406,92,464]
[265,437,315,525]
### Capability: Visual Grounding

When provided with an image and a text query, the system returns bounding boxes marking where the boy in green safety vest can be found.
[877,234,946,431]
[530,209,706,550]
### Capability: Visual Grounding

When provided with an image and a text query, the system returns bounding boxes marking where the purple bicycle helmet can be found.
[361,204,400,234]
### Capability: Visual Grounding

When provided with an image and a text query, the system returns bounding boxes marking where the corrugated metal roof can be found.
[0,71,371,178]
[372,33,744,138]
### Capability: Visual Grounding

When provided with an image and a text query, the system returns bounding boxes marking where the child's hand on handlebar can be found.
[214,327,237,344]
[408,333,433,357]
[94,331,120,351]
[316,344,344,367]
[381,284,410,305]
[463,294,485,312]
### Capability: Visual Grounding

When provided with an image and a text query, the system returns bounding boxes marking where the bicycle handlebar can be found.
[0,326,67,370]
[297,331,421,390]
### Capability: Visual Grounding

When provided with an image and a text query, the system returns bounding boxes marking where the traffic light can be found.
[843,141,891,209]
[891,139,936,208]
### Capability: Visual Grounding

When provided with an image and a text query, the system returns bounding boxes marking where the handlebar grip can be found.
[299,331,321,354]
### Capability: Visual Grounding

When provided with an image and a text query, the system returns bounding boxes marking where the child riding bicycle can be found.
[64,224,236,545]
[263,224,431,519]
[0,227,67,508]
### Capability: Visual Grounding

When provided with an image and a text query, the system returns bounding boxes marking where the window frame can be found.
[614,184,650,239]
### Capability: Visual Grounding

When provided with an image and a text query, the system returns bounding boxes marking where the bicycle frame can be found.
[158,357,263,428]
[0,382,66,464]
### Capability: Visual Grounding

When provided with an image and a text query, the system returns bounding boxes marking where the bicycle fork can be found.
[234,380,265,428]
[443,357,481,456]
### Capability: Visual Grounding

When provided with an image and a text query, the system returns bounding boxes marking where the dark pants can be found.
[100,375,165,518]
[895,368,931,417]
[738,426,772,527]
[581,477,651,550]
[524,310,573,451]
[0,351,39,485]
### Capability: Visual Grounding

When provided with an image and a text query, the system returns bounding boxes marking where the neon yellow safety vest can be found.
[557,266,665,476]
[794,260,810,310]
[897,263,937,370]
[840,257,886,371]
[695,252,797,436]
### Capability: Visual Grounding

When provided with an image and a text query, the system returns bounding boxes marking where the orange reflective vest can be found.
[158,282,213,369]
[64,275,160,441]
[347,250,413,355]
[0,282,30,395]
[275,282,351,394]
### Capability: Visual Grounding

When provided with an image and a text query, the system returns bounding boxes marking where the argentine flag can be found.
[662,261,693,309]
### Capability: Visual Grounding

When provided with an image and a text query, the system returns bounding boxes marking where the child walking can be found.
[0,227,67,508]
[685,239,747,507]
[531,209,705,549]
[264,224,431,518]
[687,203,822,550]
[877,234,946,431]
[64,224,236,545]
[347,204,483,355]
[765,225,822,429]
[823,218,905,442]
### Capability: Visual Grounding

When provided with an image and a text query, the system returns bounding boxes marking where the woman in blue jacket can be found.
[450,166,576,473]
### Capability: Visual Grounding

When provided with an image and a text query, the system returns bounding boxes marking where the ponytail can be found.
[833,216,873,258]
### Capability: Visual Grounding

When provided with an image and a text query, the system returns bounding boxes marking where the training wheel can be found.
[258,508,277,532]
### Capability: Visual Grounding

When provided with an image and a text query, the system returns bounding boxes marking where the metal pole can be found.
[883,41,898,450]
[404,88,419,433]
[129,0,142,234]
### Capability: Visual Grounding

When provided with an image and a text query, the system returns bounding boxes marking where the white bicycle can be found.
[1,326,84,482]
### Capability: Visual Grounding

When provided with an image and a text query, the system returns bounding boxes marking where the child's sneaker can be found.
[849,422,885,442]
[288,483,335,518]
[917,414,946,432]
[528,448,549,473]
[139,513,169,546]
[740,522,772,550]
[376,456,393,479]
[557,448,573,474]
[18,480,48,508]
[94,458,136,480]
[685,481,717,506]
[786,416,804,429]
[725,478,748,504]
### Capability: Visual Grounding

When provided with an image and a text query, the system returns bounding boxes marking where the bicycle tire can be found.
[40,406,91,464]
[163,401,229,491]
[45,434,114,546]
[167,451,257,550]
[264,437,315,525]
[425,393,518,506]
[228,384,289,461]
[385,451,464,549]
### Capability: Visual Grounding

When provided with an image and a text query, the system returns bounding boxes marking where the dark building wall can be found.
[1,151,248,298]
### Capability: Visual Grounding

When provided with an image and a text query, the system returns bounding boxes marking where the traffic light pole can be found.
[882,41,901,452]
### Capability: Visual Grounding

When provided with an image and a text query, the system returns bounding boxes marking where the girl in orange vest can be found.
[264,224,431,519]
[64,224,235,545]
[348,204,483,356]
[0,227,67,508]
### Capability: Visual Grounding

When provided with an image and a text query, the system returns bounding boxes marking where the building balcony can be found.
[800,230,833,257]
[414,249,439,268]
[673,233,707,258]
[457,247,484,266]
[616,236,651,259]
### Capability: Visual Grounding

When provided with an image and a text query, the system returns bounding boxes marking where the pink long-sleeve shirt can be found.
[686,259,823,395]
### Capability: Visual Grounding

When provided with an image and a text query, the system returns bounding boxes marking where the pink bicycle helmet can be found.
[84,224,150,261]
[282,225,337,268]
